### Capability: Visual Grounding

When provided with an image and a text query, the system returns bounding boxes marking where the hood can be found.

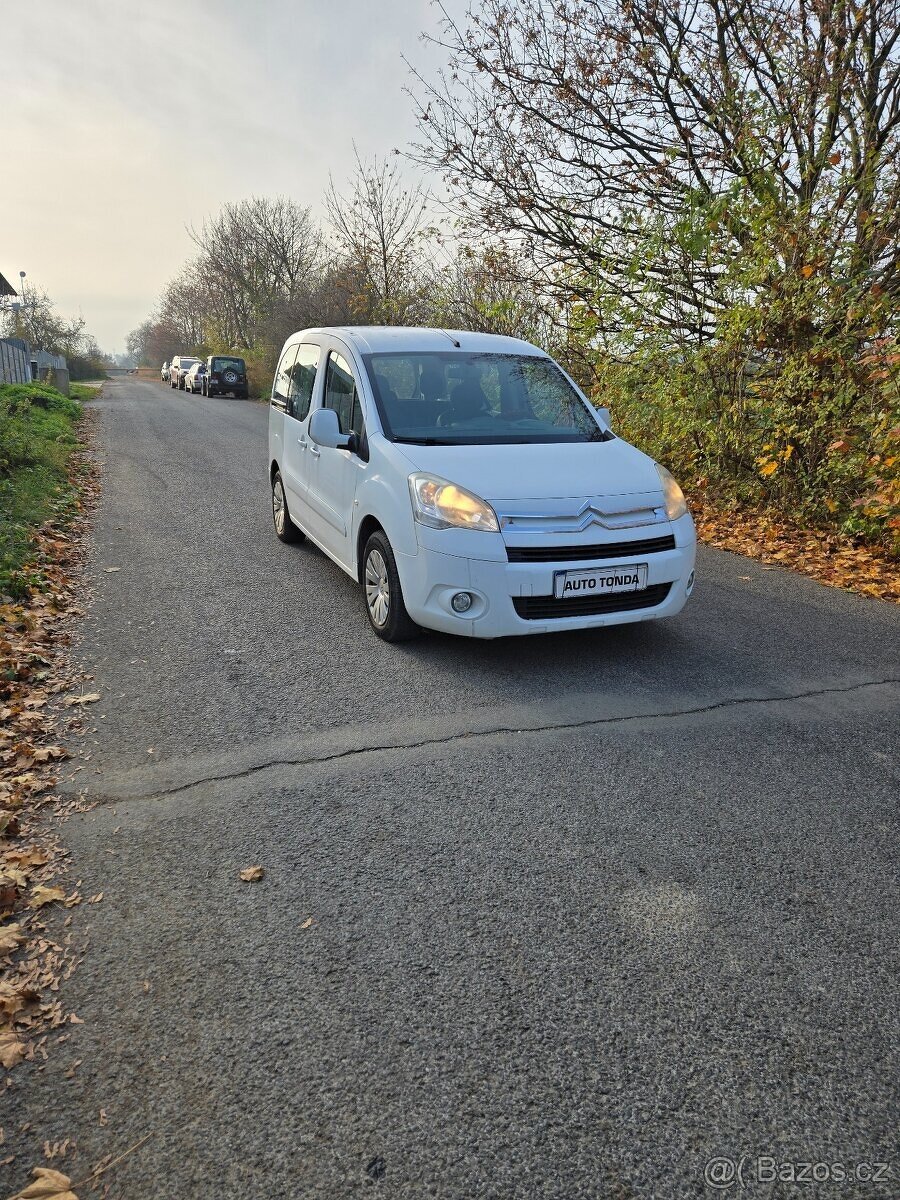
[393,439,662,502]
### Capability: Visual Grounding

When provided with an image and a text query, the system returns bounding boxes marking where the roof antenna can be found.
[438,328,461,349]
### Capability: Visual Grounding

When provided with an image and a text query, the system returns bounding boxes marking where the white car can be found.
[184,362,207,394]
[267,327,696,641]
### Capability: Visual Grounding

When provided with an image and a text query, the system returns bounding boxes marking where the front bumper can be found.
[395,515,696,638]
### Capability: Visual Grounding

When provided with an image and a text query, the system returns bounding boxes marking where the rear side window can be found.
[272,345,298,409]
[323,351,359,435]
[287,344,319,421]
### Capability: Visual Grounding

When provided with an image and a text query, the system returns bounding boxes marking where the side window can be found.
[323,351,360,437]
[272,344,297,409]
[287,344,319,421]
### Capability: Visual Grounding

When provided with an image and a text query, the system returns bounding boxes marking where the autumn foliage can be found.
[411,0,900,559]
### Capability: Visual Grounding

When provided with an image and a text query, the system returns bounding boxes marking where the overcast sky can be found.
[2,0,461,352]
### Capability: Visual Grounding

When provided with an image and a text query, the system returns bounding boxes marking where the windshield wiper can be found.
[392,436,456,445]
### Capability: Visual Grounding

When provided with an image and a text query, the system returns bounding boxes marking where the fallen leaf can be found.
[68,1014,83,1025]
[29,886,66,909]
[11,1166,78,1199]
[87,894,103,904]
[104,567,121,573]
[0,1029,24,1069]
[0,813,20,839]
[98,1110,108,1127]
[239,866,264,883]
[300,917,315,929]
[63,694,100,708]
[31,747,68,763]
[0,925,25,956]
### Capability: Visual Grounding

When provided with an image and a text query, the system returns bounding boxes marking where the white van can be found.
[267,327,696,641]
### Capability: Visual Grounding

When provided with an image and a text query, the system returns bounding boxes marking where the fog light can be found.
[686,570,695,596]
[451,591,473,613]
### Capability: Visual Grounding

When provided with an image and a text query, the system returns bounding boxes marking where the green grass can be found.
[0,382,85,600]
[70,382,101,401]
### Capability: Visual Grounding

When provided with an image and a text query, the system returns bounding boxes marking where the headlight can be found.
[409,473,499,532]
[656,464,688,520]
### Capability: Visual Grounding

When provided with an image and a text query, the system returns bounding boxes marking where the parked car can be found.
[202,355,248,399]
[169,356,201,390]
[161,361,170,382]
[267,326,696,642]
[184,362,207,394]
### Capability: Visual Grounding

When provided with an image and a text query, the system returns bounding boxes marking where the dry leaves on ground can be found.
[239,866,264,883]
[690,495,900,602]
[1,420,100,1098]
[5,1166,78,1200]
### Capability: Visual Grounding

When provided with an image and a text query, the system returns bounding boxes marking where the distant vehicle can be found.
[184,362,207,394]
[267,326,696,642]
[202,355,248,399]
[169,356,201,390]
[161,361,170,382]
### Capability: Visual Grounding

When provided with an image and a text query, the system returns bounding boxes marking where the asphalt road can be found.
[5,376,899,1198]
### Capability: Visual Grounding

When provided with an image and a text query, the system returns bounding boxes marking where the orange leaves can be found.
[690,495,900,602]
[828,438,853,453]
[239,866,264,883]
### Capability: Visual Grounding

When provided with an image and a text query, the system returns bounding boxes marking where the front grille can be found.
[505,535,676,563]
[513,583,672,621]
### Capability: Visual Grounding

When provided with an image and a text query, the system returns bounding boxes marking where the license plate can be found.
[554,563,649,599]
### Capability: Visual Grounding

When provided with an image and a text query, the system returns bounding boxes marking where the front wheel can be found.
[362,531,418,642]
[271,471,304,544]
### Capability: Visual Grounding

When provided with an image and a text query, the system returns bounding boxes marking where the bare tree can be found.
[324,148,431,322]
[410,0,900,345]
[188,197,323,346]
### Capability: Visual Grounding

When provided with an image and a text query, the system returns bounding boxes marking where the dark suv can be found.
[203,355,248,399]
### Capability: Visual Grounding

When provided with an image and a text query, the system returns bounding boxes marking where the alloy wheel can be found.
[365,549,390,627]
[272,478,286,535]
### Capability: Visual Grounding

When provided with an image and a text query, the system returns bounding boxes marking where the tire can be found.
[271,471,304,544]
[362,531,418,642]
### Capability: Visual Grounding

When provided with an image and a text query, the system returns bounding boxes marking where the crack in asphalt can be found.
[114,676,900,802]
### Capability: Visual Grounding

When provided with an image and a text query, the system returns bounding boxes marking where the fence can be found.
[0,337,30,384]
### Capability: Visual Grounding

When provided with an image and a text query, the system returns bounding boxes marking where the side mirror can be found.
[596,406,611,427]
[309,407,352,450]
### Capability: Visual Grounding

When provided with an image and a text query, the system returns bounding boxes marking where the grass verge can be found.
[0,382,91,600]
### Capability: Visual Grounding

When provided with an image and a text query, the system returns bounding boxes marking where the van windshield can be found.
[363,352,606,445]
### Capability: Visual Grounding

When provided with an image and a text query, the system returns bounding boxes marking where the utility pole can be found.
[18,271,27,341]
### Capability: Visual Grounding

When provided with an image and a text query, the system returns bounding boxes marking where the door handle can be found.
[297,437,307,449]
[309,444,321,457]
